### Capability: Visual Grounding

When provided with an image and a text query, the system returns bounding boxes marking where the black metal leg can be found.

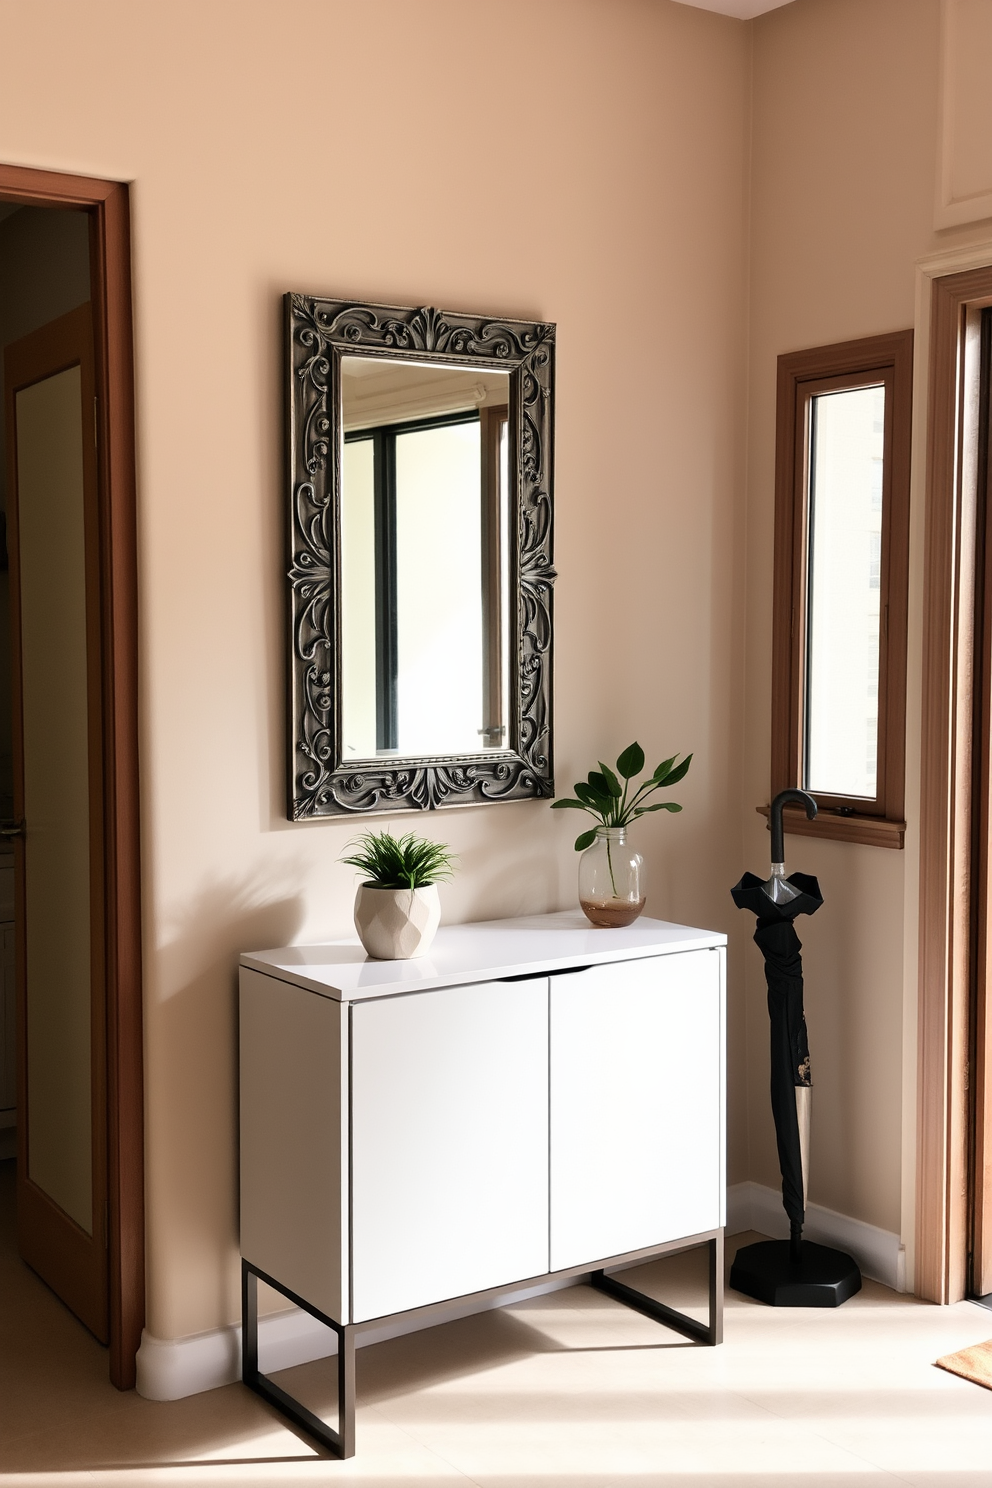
[242,1232,723,1458]
[241,1260,355,1459]
[591,1231,724,1347]
[337,1317,356,1459]
[242,1261,258,1378]
[708,1231,724,1345]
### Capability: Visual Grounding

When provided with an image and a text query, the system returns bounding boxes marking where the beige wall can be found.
[0,0,751,1339]
[745,0,992,1249]
[9,0,976,1341]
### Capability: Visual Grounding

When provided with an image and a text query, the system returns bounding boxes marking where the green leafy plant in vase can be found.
[552,742,692,927]
[341,830,457,960]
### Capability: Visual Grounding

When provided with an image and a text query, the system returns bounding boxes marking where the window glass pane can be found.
[804,384,885,799]
[395,420,483,755]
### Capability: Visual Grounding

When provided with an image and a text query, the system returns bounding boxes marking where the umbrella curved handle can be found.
[770,789,817,866]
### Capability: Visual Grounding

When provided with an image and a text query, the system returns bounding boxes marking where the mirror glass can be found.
[339,356,511,760]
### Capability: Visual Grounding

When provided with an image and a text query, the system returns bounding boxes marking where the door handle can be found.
[0,820,25,838]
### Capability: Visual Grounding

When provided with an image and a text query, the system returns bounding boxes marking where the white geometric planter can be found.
[353,884,441,960]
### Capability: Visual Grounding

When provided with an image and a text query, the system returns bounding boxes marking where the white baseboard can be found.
[727,1180,907,1293]
[139,1187,907,1401]
[136,1271,583,1402]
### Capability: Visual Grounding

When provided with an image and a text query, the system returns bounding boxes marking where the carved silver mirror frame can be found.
[286,295,556,818]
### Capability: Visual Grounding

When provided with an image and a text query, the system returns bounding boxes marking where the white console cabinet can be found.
[239,910,726,1457]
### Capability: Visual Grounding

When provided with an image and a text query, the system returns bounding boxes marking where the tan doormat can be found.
[936,1339,992,1389]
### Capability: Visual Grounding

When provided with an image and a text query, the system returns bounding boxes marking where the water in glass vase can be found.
[578,826,645,928]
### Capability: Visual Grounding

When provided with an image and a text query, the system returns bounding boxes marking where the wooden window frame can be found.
[767,331,914,849]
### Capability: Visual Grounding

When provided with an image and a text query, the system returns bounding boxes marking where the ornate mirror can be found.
[286,296,555,817]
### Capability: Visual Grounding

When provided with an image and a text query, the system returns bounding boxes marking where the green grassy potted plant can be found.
[341,829,457,960]
[552,742,691,927]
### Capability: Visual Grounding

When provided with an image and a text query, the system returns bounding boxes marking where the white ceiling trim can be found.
[671,0,794,19]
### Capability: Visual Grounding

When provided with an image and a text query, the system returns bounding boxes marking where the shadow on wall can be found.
[452,816,565,923]
[151,875,306,1332]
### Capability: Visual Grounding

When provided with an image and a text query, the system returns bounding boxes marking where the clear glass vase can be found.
[578,826,645,928]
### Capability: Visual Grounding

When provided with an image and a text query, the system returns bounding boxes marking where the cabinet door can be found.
[550,949,724,1272]
[351,976,549,1323]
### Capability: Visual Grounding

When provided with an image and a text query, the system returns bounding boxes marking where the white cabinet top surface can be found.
[240,910,726,1003]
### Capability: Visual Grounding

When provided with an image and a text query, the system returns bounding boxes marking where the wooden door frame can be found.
[0,163,142,1387]
[970,306,992,1300]
[917,255,992,1303]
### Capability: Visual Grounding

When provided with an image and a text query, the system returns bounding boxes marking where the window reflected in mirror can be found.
[803,383,885,799]
[339,357,511,760]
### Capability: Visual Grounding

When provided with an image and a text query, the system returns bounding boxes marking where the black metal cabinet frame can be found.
[242,1229,723,1460]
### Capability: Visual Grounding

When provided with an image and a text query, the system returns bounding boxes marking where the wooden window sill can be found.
[755,804,905,850]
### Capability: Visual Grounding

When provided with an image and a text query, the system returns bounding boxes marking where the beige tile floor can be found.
[4,1159,992,1487]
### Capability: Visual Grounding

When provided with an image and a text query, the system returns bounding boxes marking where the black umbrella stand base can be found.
[730,1239,862,1307]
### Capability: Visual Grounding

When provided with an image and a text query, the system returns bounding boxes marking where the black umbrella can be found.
[729,789,861,1307]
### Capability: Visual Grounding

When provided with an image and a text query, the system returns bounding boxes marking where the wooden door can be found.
[350,977,549,1323]
[549,949,724,1273]
[971,304,992,1300]
[4,304,108,1341]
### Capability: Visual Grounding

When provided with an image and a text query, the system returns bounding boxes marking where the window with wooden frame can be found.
[768,331,913,849]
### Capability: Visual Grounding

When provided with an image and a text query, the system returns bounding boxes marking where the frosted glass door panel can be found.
[805,384,885,799]
[550,951,723,1272]
[16,368,93,1234]
[351,976,549,1322]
